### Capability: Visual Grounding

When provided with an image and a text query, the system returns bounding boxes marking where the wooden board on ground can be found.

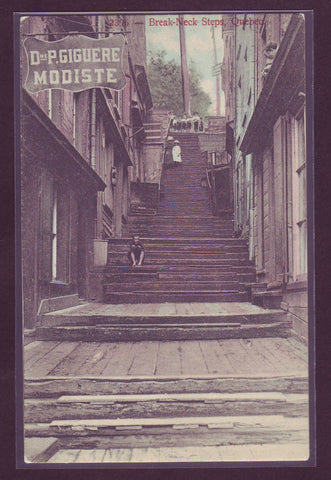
[179,341,209,375]
[25,342,78,377]
[49,343,99,376]
[24,342,59,367]
[218,339,264,375]
[199,340,235,375]
[128,342,159,376]
[45,443,310,463]
[101,343,137,376]
[154,341,182,376]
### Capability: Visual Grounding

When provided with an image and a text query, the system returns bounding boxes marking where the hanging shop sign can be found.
[23,34,126,94]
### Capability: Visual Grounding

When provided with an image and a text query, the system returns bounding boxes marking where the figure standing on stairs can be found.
[172,140,182,166]
[128,235,145,267]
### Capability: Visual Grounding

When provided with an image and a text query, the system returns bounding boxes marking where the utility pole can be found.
[211,25,221,116]
[178,15,191,116]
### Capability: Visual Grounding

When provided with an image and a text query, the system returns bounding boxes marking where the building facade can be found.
[20,14,157,329]
[222,13,309,341]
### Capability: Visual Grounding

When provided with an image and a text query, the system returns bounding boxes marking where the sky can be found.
[145,14,225,116]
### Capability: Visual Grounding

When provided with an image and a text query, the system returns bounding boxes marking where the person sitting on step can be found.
[128,235,145,267]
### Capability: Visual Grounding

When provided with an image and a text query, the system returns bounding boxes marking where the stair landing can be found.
[24,331,308,379]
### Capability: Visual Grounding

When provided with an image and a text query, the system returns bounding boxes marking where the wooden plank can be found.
[24,437,58,463]
[238,339,280,375]
[47,449,81,463]
[189,303,212,315]
[155,341,182,376]
[263,338,308,373]
[27,423,309,450]
[49,343,99,376]
[24,375,309,399]
[157,303,176,316]
[75,449,106,463]
[128,342,159,376]
[248,338,298,375]
[57,392,299,403]
[159,446,222,462]
[218,339,263,375]
[144,447,161,462]
[217,445,255,461]
[103,448,132,463]
[283,338,308,363]
[249,443,309,461]
[24,341,59,367]
[175,303,194,316]
[199,341,235,375]
[180,341,209,375]
[208,340,244,375]
[25,342,79,377]
[130,447,151,463]
[25,393,308,423]
[78,343,117,376]
[101,343,137,376]
[51,414,301,428]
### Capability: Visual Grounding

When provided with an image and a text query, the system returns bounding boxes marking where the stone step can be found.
[102,265,255,274]
[103,282,246,292]
[108,252,249,261]
[104,273,254,283]
[24,375,309,398]
[127,223,231,229]
[35,321,291,341]
[109,238,243,245]
[124,232,234,238]
[25,415,309,449]
[157,273,255,282]
[103,291,250,304]
[107,259,251,266]
[125,227,234,233]
[24,392,308,423]
[127,216,233,222]
[109,244,247,252]
[109,248,248,257]
[38,311,288,328]
[103,273,159,282]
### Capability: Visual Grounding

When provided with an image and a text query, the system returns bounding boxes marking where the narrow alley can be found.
[24,132,308,464]
[18,12,311,466]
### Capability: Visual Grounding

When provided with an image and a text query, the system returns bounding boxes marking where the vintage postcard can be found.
[15,11,314,466]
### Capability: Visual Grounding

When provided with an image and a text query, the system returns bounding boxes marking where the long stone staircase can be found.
[25,133,308,463]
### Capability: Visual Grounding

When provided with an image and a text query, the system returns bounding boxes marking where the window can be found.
[291,110,307,278]
[296,113,307,274]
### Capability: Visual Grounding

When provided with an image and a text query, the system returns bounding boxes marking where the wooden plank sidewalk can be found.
[24,337,308,379]
[40,301,283,318]
[46,442,309,463]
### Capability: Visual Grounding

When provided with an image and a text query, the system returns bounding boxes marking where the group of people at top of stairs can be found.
[169,112,204,133]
